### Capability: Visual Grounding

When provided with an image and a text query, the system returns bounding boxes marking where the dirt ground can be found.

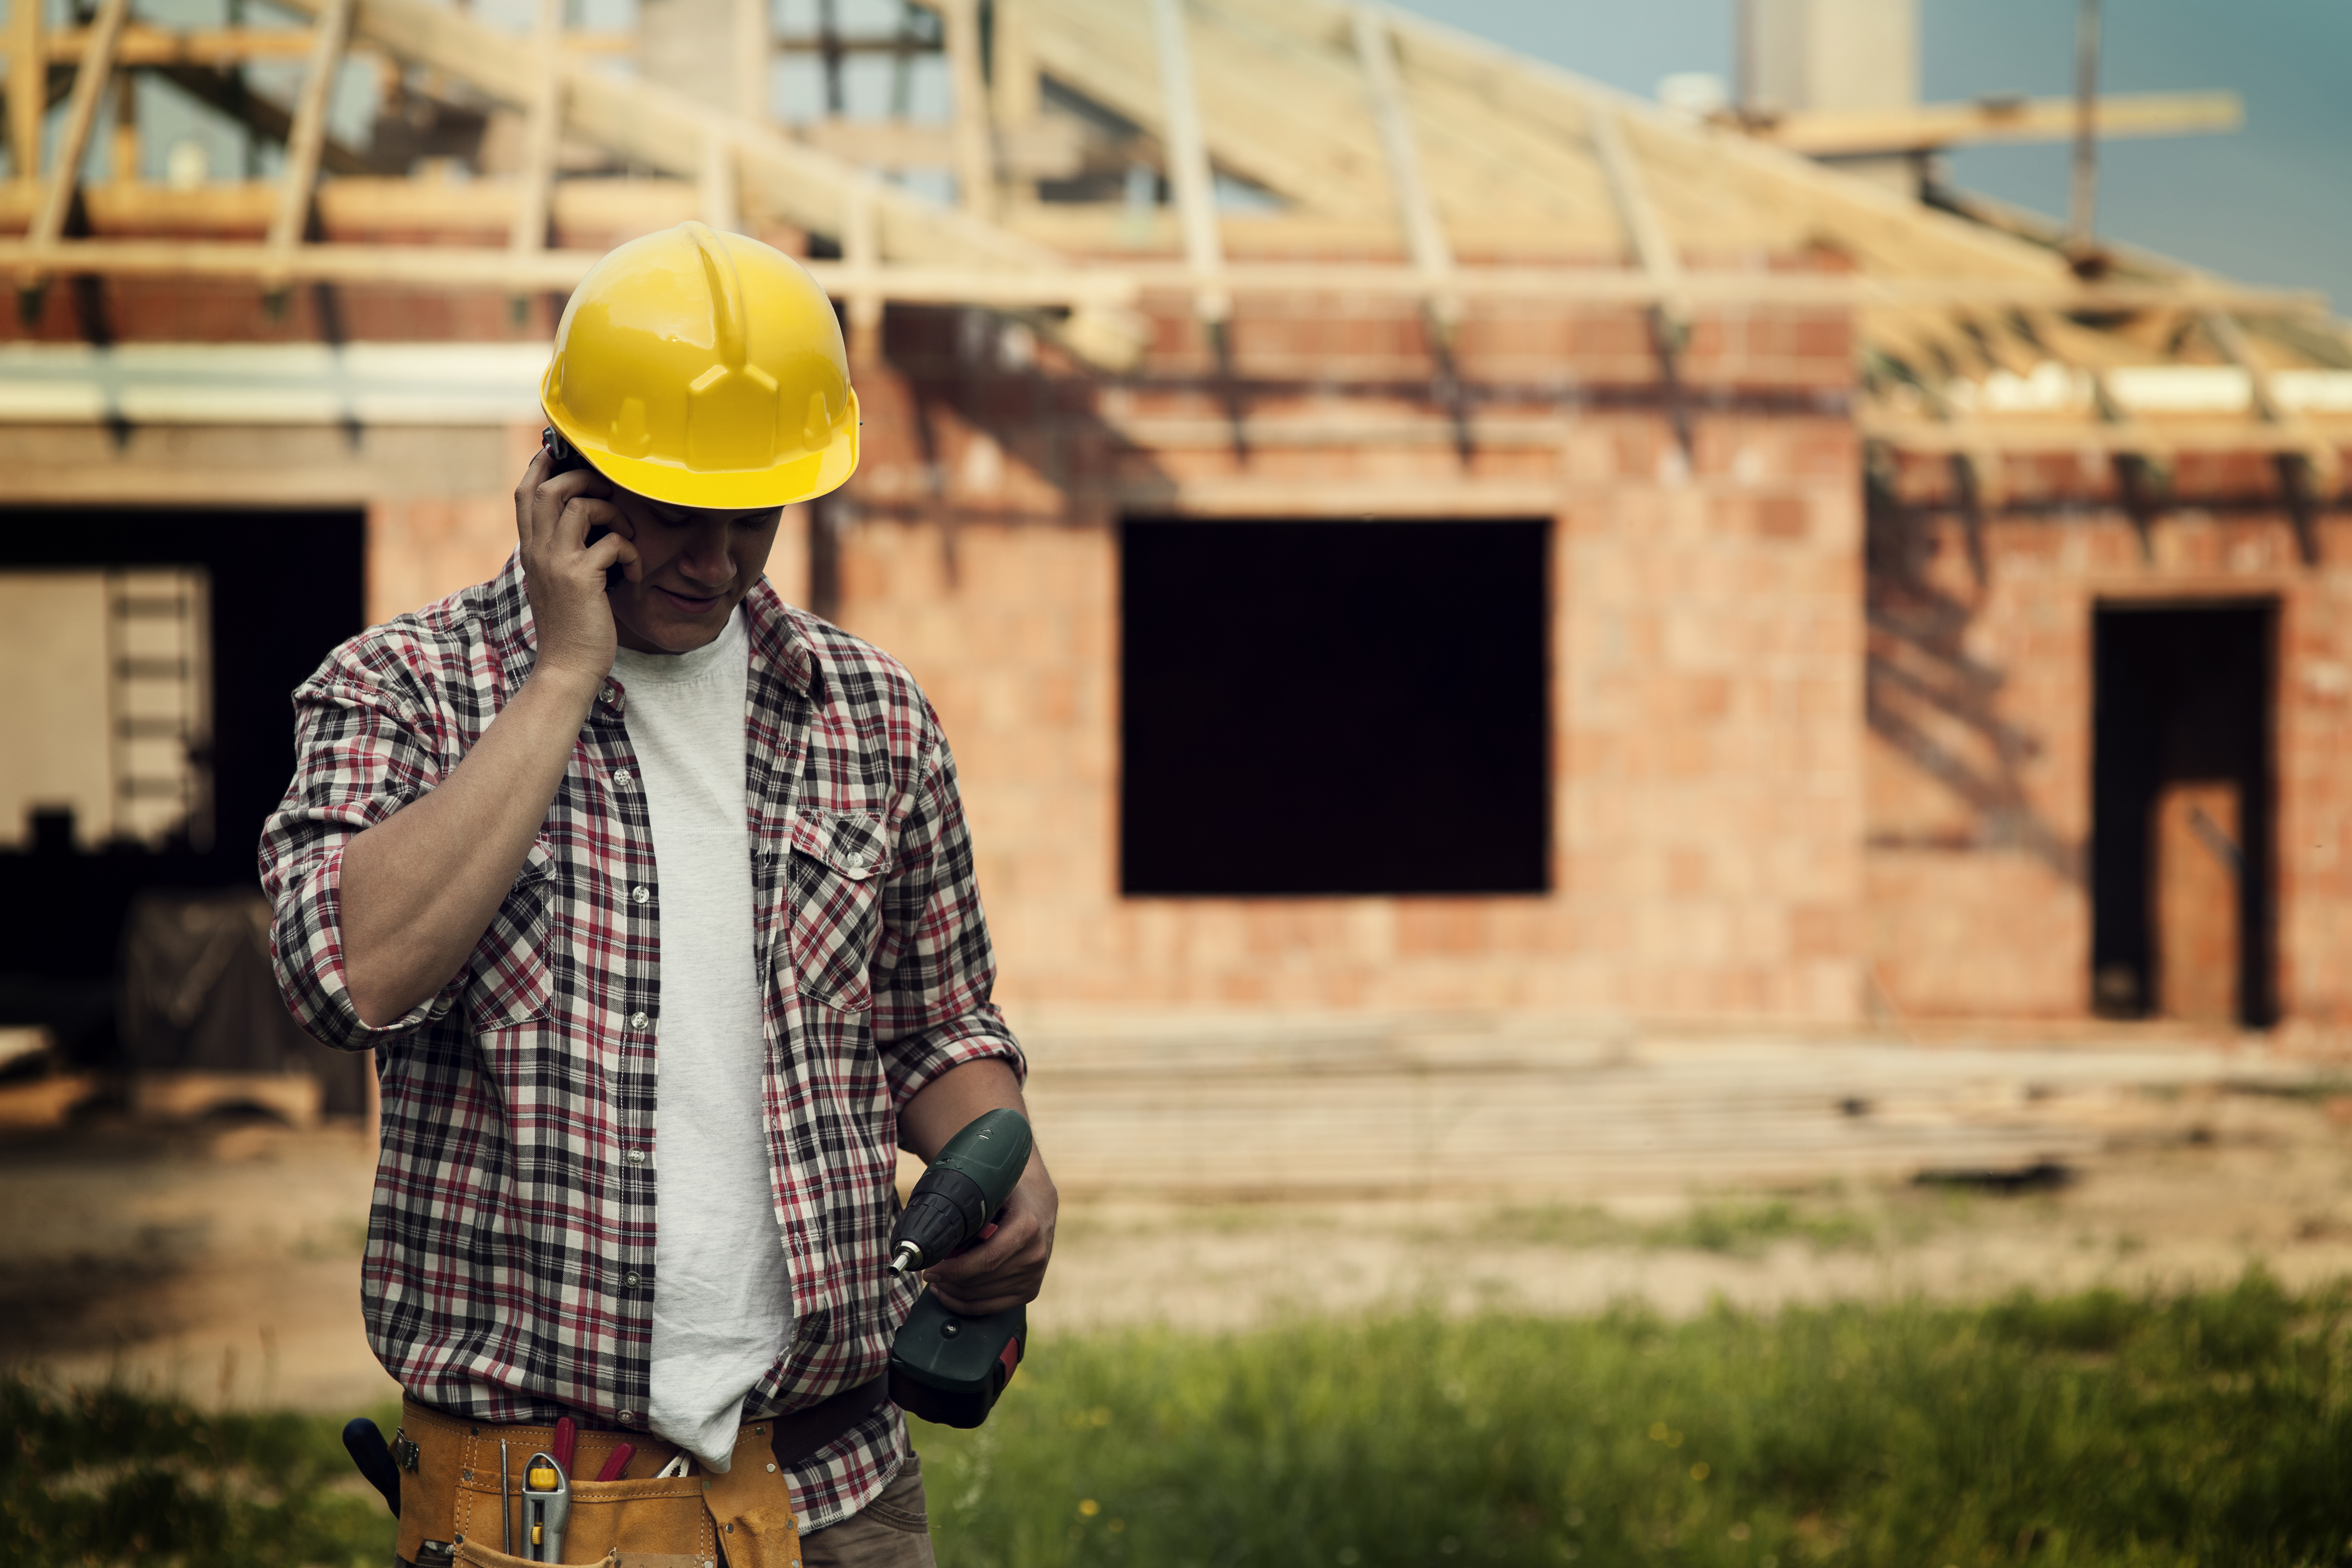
[5,1070,2350,1416]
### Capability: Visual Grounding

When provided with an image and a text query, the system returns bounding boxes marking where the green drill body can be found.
[886,1108,1034,1429]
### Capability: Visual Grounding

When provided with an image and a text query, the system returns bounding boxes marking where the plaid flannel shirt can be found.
[258,554,1022,1529]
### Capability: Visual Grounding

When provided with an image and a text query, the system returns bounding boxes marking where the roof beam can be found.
[1585,98,1689,358]
[18,0,129,301]
[1350,5,1457,331]
[9,0,43,189]
[508,0,564,257]
[1148,0,1226,323]
[1749,90,2242,158]
[1858,409,2346,459]
[31,23,639,61]
[263,0,354,290]
[930,0,995,218]
[0,237,2324,315]
[990,0,1040,126]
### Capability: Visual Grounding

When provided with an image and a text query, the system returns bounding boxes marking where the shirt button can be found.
[614,769,633,788]
[618,1410,634,1423]
[629,1011,650,1029]
[625,1271,641,1286]
[625,1150,646,1164]
[631,886,650,905]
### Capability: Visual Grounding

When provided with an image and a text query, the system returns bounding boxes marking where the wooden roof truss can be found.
[0,0,2339,474]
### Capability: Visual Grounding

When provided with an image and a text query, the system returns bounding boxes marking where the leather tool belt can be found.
[392,1377,887,1568]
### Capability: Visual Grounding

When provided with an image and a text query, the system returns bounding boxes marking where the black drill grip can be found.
[342,1418,402,1517]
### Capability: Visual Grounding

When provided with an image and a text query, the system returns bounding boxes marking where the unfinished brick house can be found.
[4,0,2347,1045]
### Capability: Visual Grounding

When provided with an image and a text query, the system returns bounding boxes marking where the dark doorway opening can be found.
[0,508,367,1068]
[2091,602,2275,1027]
[1120,518,1550,896]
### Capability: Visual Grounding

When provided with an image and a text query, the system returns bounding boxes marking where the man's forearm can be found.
[901,1056,1057,1312]
[340,665,602,1026]
[898,1058,1030,1160]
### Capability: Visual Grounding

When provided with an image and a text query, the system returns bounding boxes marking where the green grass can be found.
[1474,1192,1922,1256]
[0,1382,399,1566]
[9,1274,2352,1566]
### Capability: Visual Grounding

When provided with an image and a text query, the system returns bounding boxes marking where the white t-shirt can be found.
[611,608,791,1472]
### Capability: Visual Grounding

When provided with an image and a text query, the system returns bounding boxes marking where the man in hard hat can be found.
[261,222,1051,1568]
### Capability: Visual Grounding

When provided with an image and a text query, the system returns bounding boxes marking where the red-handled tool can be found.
[553,1417,576,1478]
[594,1443,636,1483]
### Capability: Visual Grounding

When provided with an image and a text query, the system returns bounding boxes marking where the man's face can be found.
[602,487,784,654]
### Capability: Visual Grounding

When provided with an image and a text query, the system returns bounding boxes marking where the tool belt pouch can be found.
[395,1401,800,1568]
[453,1470,715,1564]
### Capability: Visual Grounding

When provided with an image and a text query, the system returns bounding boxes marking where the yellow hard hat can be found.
[541,222,858,510]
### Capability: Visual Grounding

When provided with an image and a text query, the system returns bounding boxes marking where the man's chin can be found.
[615,589,733,653]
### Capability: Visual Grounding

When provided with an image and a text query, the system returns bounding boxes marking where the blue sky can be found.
[1385,0,2352,312]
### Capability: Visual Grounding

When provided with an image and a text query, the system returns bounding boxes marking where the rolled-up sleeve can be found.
[870,706,1025,1107]
[257,640,463,1052]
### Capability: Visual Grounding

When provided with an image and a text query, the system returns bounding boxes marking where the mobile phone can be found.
[541,425,591,477]
[541,427,613,551]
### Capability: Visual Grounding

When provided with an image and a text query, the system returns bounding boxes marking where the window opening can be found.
[1121,518,1550,897]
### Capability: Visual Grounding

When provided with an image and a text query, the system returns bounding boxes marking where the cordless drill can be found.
[887,1108,1033,1429]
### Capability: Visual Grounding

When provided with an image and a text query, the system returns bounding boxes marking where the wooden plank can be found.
[0,234,2324,316]
[1753,90,2242,157]
[263,0,354,285]
[23,0,131,264]
[698,128,739,232]
[1349,4,1456,327]
[0,235,1150,300]
[1585,99,1687,343]
[264,0,1066,274]
[1856,407,2345,458]
[7,0,41,189]
[507,0,563,256]
[930,0,995,218]
[34,22,636,61]
[1147,0,1225,321]
[1024,0,1389,218]
[732,0,765,120]
[991,0,1040,126]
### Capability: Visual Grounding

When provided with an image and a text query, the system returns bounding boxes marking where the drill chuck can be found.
[887,1108,1034,1273]
[889,1166,993,1273]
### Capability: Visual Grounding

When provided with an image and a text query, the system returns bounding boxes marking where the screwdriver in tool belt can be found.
[521,1451,570,1562]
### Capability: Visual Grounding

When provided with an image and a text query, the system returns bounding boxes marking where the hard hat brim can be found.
[544,391,859,512]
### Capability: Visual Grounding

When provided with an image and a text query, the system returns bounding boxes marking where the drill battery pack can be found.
[888,1292,1027,1430]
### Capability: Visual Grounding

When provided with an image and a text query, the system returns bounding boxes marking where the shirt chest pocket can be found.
[780,808,888,1014]
[465,838,556,1030]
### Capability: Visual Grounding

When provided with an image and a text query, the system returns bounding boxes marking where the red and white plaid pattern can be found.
[258,554,1022,1528]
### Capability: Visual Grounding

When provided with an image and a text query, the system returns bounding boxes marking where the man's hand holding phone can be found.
[515,441,637,687]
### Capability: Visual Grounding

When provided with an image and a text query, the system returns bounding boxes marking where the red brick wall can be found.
[831,293,1867,1021]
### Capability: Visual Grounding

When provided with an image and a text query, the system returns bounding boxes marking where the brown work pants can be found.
[764,1458,934,1568]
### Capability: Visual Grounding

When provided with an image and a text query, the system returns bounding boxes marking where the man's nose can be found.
[676,524,736,585]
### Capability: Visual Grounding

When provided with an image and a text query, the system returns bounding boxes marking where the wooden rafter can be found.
[509,0,563,257]
[1753,90,2242,159]
[30,23,636,61]
[263,0,354,288]
[1857,410,2348,460]
[1585,99,1688,345]
[18,0,130,298]
[1024,0,1389,219]
[931,0,995,219]
[1349,5,1456,329]
[9,0,43,187]
[1148,0,1226,323]
[0,235,2322,317]
[731,0,763,120]
[991,0,1040,127]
